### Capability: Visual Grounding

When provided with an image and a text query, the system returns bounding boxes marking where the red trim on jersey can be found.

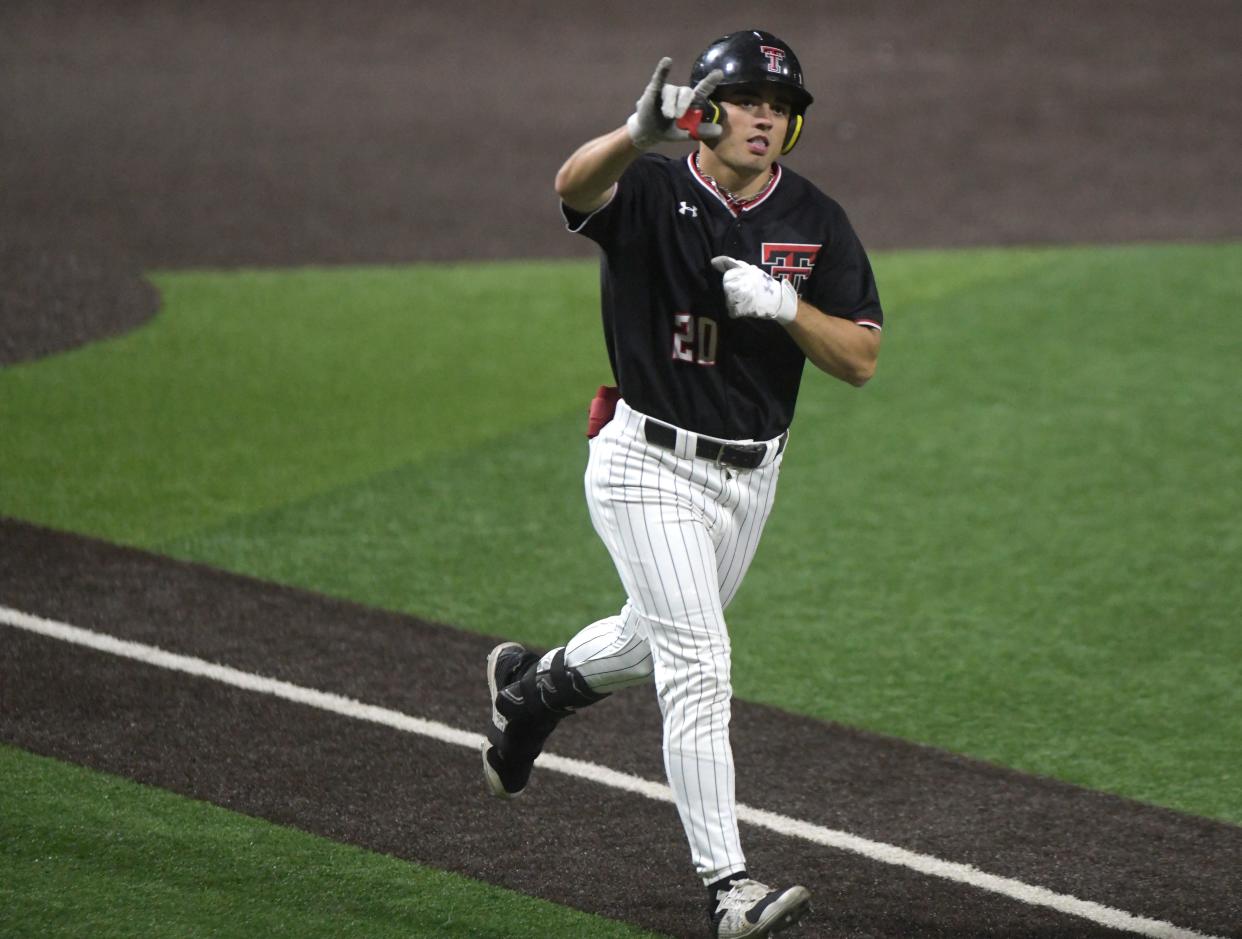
[687,154,782,217]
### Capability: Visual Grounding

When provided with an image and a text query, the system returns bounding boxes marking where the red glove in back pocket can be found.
[586,385,620,438]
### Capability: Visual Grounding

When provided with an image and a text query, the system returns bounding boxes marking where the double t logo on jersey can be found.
[761,243,821,289]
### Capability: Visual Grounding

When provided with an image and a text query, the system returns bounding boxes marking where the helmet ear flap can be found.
[781,113,804,154]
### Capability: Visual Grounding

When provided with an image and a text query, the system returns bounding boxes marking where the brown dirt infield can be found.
[3,518,1240,937]
[2,2,1240,936]
[0,239,159,366]
[2,1,1239,359]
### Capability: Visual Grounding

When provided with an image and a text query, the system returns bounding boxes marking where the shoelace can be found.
[715,879,771,913]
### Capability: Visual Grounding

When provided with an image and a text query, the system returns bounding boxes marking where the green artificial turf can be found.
[0,745,667,939]
[0,261,608,544]
[2,244,1239,825]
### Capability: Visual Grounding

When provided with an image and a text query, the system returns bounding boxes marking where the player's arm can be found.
[554,58,723,215]
[784,302,880,386]
[554,127,642,215]
[711,256,881,386]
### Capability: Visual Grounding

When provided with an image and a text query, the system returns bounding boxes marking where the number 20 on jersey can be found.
[671,313,718,367]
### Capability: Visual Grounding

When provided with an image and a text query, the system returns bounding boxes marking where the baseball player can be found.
[482,29,883,939]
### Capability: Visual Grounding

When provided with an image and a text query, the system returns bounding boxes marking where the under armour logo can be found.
[678,201,698,218]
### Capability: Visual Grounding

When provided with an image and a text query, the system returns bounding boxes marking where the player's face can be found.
[706,85,793,180]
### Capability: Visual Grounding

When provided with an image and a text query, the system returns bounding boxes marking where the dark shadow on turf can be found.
[0,241,160,366]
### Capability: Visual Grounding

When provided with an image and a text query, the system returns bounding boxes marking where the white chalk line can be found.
[0,604,1226,939]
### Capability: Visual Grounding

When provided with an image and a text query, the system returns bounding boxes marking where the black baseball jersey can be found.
[563,152,883,441]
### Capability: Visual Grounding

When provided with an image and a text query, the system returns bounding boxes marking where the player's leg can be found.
[563,602,654,691]
[611,490,746,883]
[483,423,658,798]
[585,400,747,883]
[697,457,797,935]
[483,602,654,799]
[481,638,610,799]
[715,451,783,611]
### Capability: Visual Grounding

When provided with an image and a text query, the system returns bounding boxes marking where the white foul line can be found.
[0,605,1226,939]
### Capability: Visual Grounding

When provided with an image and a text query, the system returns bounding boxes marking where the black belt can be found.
[643,419,786,470]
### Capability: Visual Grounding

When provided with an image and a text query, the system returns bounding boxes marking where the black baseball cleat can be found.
[482,640,610,799]
[481,641,548,799]
[710,878,811,939]
[481,740,532,799]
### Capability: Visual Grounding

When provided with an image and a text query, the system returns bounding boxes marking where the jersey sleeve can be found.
[803,200,884,330]
[559,154,666,251]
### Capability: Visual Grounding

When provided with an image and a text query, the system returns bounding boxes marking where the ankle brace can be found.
[497,647,609,724]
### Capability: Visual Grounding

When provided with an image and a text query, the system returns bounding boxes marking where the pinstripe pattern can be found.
[563,398,783,883]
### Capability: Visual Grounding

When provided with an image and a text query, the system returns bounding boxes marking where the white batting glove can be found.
[711,256,800,325]
[626,58,724,150]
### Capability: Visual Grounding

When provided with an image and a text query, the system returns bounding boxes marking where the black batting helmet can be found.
[690,30,813,154]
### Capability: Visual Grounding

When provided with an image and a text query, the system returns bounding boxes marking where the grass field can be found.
[3,243,1240,934]
[0,745,663,939]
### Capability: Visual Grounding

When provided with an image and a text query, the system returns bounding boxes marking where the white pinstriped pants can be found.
[562,397,784,884]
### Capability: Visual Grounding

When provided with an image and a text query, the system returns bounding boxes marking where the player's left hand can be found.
[711,256,800,325]
[626,58,725,149]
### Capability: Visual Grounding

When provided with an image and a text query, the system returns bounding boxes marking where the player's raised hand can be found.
[712,256,800,325]
[626,58,724,150]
